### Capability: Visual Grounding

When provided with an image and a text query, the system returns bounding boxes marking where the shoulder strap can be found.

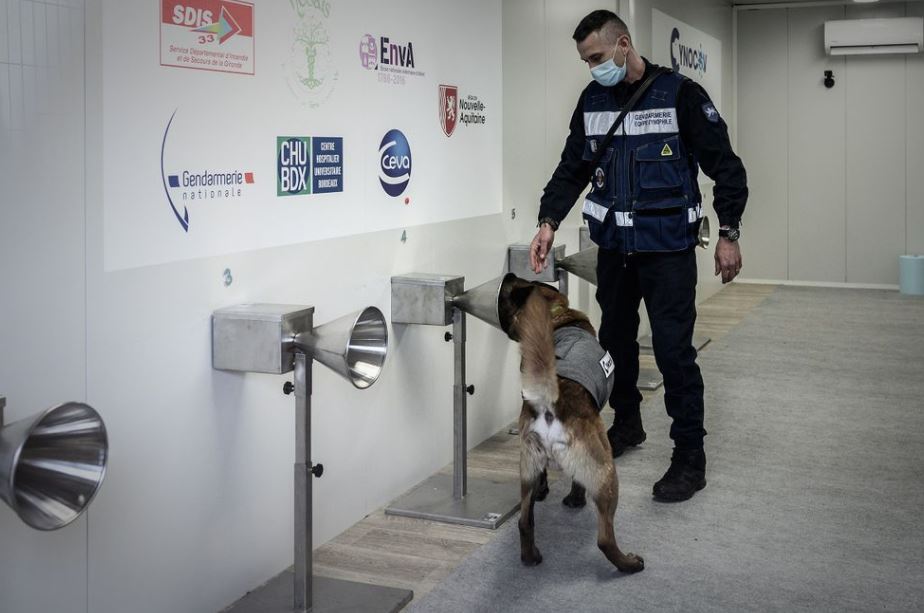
[586,66,671,178]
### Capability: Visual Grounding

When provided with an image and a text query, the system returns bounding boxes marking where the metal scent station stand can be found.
[386,273,521,530]
[0,395,109,531]
[211,304,412,613]
[506,240,598,288]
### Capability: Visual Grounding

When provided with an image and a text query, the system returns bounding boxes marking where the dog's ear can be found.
[509,285,535,310]
[531,281,570,309]
[499,284,536,341]
[530,280,560,295]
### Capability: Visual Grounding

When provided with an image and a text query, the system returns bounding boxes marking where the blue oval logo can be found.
[379,129,412,197]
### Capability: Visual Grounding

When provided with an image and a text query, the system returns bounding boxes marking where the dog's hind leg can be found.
[519,429,546,567]
[592,464,644,573]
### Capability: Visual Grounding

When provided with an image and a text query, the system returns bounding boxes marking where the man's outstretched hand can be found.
[529,225,556,274]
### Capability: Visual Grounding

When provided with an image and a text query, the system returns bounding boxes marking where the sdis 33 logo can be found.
[160,1,255,75]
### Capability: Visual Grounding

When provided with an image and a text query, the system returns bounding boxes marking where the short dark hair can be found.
[572,10,629,44]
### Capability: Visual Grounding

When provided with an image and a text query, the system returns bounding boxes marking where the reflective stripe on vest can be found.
[584,108,679,137]
[584,198,703,227]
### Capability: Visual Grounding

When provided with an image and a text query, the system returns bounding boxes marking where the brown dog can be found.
[498,274,644,572]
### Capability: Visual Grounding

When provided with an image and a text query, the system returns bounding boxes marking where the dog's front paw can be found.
[618,553,644,574]
[520,549,543,567]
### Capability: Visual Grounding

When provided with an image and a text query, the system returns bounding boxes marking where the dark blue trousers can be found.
[595,247,706,450]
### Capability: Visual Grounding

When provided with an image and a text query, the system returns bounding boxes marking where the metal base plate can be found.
[385,473,520,529]
[638,334,711,352]
[638,367,664,391]
[223,571,413,613]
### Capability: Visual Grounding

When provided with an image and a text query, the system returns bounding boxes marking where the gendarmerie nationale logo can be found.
[160,109,255,232]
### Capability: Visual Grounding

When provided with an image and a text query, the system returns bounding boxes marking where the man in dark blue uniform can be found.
[529,10,748,502]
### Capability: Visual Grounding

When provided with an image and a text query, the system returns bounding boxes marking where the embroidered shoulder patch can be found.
[701,102,720,123]
[599,352,615,378]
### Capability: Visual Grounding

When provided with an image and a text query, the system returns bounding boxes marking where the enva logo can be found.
[160,109,254,232]
[378,129,411,197]
[670,27,708,76]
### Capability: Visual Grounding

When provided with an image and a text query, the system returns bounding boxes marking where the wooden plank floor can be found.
[313,282,778,600]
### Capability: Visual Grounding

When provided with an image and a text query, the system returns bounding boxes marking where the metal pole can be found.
[451,307,467,500]
[0,396,5,426]
[294,352,313,612]
[558,270,569,297]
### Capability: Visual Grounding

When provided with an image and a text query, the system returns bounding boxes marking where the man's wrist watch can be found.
[537,217,560,231]
[719,226,740,241]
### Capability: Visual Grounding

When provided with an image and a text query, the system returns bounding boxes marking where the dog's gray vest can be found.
[553,325,614,411]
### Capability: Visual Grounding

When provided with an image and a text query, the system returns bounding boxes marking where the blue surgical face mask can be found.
[590,44,627,87]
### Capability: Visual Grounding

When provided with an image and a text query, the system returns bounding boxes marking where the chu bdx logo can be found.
[378,129,411,197]
[276,136,344,196]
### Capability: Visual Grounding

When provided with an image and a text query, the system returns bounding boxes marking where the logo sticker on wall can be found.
[277,136,344,196]
[283,0,338,108]
[438,84,487,136]
[439,84,458,137]
[360,34,424,86]
[378,130,412,197]
[160,109,255,232]
[670,27,708,76]
[160,0,254,75]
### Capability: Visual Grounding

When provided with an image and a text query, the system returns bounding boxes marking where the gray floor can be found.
[407,286,924,613]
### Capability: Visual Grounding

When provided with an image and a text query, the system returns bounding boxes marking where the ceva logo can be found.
[670,27,708,76]
[378,129,411,197]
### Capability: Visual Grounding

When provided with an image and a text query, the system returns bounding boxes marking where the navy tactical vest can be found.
[581,69,703,253]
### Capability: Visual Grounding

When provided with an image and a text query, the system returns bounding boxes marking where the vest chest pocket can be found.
[633,135,684,196]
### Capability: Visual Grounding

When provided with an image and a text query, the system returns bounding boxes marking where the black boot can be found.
[652,448,706,502]
[606,410,646,458]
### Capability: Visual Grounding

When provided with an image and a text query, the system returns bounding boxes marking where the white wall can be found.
[2,1,520,612]
[0,2,89,612]
[737,2,924,285]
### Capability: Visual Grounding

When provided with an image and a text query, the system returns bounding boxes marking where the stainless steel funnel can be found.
[556,247,599,285]
[449,274,517,331]
[698,215,711,249]
[294,306,388,389]
[0,401,108,531]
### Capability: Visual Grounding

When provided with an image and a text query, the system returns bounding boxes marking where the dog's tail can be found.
[513,288,559,409]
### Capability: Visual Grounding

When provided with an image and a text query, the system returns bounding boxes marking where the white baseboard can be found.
[735,278,900,291]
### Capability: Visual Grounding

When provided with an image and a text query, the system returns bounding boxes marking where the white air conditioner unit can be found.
[824,17,923,56]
